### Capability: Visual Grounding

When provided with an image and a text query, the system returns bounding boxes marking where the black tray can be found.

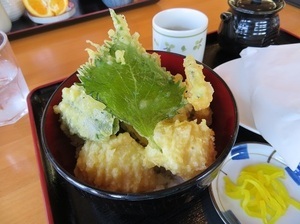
[286,0,300,8]
[8,0,159,40]
[27,30,299,224]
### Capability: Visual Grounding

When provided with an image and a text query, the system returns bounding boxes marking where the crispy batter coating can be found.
[144,119,216,180]
[184,56,214,111]
[64,54,216,192]
[53,85,118,142]
[172,103,213,126]
[74,133,159,193]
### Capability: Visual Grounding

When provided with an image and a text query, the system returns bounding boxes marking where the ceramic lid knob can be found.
[236,0,276,11]
[229,0,285,13]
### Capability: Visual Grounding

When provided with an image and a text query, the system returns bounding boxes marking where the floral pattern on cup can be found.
[157,38,204,53]
[152,8,208,62]
[153,33,206,62]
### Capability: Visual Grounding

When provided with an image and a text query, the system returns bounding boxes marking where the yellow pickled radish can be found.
[224,163,300,224]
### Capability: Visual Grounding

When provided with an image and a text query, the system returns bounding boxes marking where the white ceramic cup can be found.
[0,0,25,22]
[0,3,12,33]
[152,8,208,62]
[0,31,29,126]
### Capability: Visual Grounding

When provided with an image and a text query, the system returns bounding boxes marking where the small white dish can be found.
[27,1,76,24]
[210,143,300,224]
[214,59,259,134]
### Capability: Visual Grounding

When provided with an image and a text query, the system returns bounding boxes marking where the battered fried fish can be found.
[75,132,160,193]
[144,119,216,180]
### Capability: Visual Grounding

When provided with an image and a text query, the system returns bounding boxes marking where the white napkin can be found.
[218,44,300,171]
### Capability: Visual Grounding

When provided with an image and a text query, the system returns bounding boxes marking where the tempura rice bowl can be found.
[41,51,238,218]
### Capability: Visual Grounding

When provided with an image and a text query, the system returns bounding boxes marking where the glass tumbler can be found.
[0,30,29,126]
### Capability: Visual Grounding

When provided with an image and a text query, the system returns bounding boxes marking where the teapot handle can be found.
[220,12,232,22]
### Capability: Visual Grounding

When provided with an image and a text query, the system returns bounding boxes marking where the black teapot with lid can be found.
[218,0,285,54]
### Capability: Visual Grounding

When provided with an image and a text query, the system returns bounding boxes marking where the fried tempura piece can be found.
[74,133,159,193]
[191,107,213,126]
[53,84,118,142]
[171,103,193,122]
[184,56,214,111]
[144,119,216,180]
[171,103,213,126]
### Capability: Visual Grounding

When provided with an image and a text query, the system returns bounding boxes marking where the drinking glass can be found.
[0,30,29,126]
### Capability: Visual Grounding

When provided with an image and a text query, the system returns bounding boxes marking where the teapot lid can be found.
[229,0,285,13]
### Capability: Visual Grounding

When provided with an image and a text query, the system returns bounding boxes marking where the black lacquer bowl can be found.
[40,51,239,218]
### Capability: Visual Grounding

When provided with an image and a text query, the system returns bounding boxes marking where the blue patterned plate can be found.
[209,143,300,224]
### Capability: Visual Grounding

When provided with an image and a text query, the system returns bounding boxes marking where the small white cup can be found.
[152,8,208,62]
[0,0,25,22]
[0,3,12,33]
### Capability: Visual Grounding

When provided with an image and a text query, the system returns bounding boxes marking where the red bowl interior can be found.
[41,51,238,196]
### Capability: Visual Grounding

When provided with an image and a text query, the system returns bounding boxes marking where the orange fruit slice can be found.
[23,0,68,17]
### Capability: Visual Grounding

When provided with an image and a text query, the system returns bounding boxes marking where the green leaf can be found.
[78,9,186,139]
